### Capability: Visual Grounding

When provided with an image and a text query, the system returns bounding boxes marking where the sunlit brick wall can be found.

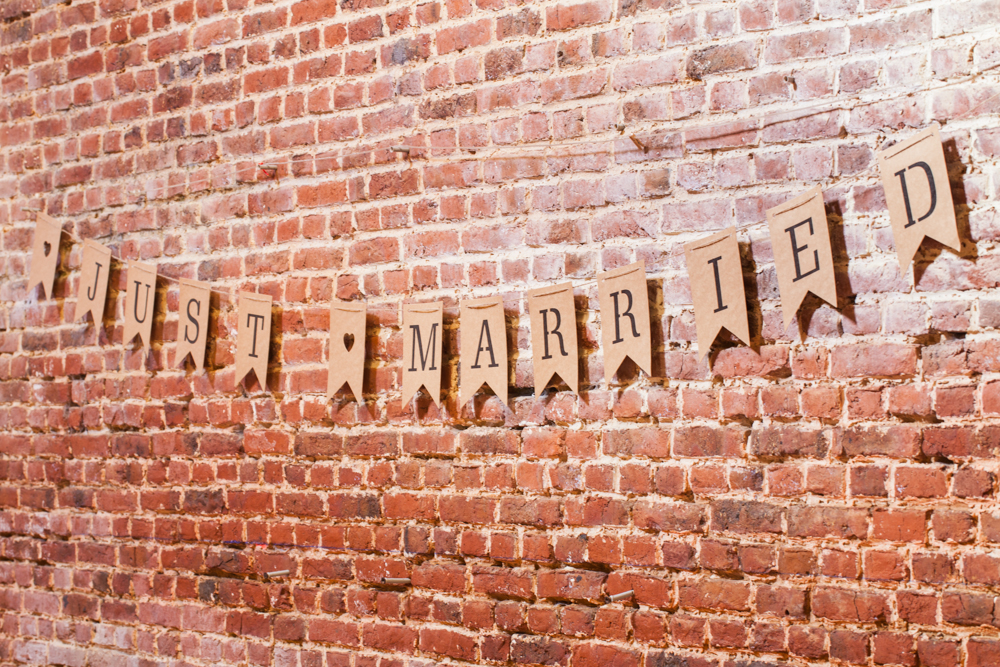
[2,0,1000,665]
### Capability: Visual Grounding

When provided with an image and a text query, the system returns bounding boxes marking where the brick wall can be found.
[2,0,1000,664]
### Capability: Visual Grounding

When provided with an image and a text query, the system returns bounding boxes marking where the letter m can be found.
[409,323,438,371]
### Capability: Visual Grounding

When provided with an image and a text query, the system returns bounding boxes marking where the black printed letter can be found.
[408,323,438,371]
[87,262,103,301]
[133,280,152,323]
[540,308,567,360]
[247,313,265,358]
[895,161,937,228]
[471,320,499,369]
[184,299,201,344]
[784,217,821,282]
[707,256,728,313]
[611,290,639,344]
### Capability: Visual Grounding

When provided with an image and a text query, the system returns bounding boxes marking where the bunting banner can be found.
[328,300,366,400]
[401,301,443,406]
[527,282,579,395]
[16,121,980,392]
[123,261,157,353]
[234,292,272,387]
[685,227,749,359]
[176,278,211,371]
[28,212,61,300]
[597,261,652,382]
[76,239,111,324]
[767,186,838,330]
[877,122,960,273]
[459,296,508,407]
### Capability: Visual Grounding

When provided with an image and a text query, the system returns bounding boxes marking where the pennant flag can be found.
[176,278,211,371]
[528,282,579,394]
[877,123,960,273]
[459,296,508,407]
[597,261,652,382]
[328,300,366,400]
[28,212,62,300]
[401,301,443,406]
[767,186,838,330]
[234,292,272,387]
[684,227,749,359]
[123,261,157,353]
[76,239,111,324]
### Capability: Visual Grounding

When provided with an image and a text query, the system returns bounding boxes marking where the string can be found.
[687,230,736,253]
[25,61,1000,302]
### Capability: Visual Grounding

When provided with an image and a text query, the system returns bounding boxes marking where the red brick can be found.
[872,510,926,542]
[68,50,104,79]
[830,344,918,378]
[813,587,887,622]
[1,2,995,663]
[687,41,757,79]
[437,19,491,54]
[193,18,239,47]
[572,643,640,667]
[291,0,337,25]
[546,1,611,31]
[679,579,751,612]
[764,27,847,63]
[473,566,534,600]
[874,632,917,666]
[148,31,187,60]
[537,569,606,603]
[896,467,948,498]
[419,627,476,661]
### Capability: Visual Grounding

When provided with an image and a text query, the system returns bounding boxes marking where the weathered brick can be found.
[0,1,994,663]
[687,41,757,80]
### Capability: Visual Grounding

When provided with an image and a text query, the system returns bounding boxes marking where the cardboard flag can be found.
[684,227,749,359]
[528,282,579,394]
[597,261,652,382]
[176,278,211,371]
[328,300,366,400]
[401,301,443,406]
[123,261,157,352]
[877,123,960,273]
[234,292,272,387]
[76,239,111,324]
[459,296,508,407]
[28,212,62,300]
[767,186,838,330]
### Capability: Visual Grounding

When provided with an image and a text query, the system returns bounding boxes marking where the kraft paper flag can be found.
[459,296,508,407]
[328,300,366,400]
[176,278,211,371]
[767,186,838,330]
[597,261,652,382]
[877,123,959,273]
[28,212,62,300]
[76,239,111,324]
[234,292,272,387]
[684,227,749,359]
[402,301,443,406]
[123,261,157,353]
[528,282,579,394]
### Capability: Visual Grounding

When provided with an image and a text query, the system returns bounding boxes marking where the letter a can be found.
[460,297,508,408]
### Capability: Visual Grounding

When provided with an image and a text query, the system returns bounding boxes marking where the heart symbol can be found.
[43,241,51,257]
[343,333,355,352]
